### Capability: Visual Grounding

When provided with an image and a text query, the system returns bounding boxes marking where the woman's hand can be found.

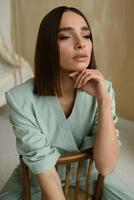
[69,69,110,102]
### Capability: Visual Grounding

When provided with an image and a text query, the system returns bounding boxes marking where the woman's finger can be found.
[81,74,102,87]
[75,69,102,88]
[76,72,90,87]
[74,71,85,87]
[69,71,79,77]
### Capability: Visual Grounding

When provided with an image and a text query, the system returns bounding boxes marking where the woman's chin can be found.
[72,64,89,71]
[60,63,89,73]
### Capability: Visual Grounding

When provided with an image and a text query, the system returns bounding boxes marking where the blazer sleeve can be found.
[5,92,61,174]
[81,81,121,150]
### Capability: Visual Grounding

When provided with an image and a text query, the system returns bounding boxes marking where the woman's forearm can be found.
[37,167,65,200]
[93,96,120,176]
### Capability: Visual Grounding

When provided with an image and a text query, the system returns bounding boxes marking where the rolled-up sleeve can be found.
[6,92,61,174]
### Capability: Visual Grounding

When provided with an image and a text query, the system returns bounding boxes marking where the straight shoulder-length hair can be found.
[34,6,97,97]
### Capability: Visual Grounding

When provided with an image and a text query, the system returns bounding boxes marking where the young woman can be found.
[0,6,134,200]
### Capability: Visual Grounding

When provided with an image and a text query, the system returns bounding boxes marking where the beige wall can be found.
[13,0,134,121]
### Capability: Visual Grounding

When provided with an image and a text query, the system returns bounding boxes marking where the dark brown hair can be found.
[34,6,97,96]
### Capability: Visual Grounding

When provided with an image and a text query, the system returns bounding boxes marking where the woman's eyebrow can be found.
[81,26,90,31]
[58,27,73,32]
[58,26,90,33]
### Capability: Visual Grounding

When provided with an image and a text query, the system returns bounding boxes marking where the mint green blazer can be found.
[5,78,120,174]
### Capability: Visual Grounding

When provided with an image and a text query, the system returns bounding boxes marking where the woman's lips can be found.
[73,54,88,62]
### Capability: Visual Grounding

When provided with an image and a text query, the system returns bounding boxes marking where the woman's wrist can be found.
[97,94,111,108]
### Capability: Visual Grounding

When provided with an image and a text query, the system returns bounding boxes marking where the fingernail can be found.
[77,84,81,88]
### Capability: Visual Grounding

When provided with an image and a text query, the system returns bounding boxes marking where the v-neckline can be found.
[56,89,79,120]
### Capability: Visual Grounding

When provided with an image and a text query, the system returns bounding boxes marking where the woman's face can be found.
[58,11,92,73]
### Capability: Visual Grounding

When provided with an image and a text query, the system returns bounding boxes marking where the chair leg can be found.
[20,156,31,200]
[94,174,104,200]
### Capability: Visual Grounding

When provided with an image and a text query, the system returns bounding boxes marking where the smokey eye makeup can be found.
[83,33,91,39]
[58,35,71,40]
[58,32,91,41]
[57,26,91,41]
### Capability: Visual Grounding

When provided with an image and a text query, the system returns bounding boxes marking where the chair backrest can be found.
[20,151,104,200]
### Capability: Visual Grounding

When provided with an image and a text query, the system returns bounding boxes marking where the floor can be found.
[0,105,134,193]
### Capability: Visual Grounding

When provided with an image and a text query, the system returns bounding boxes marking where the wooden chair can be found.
[20,151,105,200]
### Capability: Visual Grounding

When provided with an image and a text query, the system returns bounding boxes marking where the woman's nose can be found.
[74,39,85,50]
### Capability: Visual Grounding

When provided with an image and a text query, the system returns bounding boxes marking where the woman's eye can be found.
[58,35,71,40]
[83,34,91,39]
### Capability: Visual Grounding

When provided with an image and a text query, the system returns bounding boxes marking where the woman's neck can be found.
[58,69,77,117]
[60,70,76,97]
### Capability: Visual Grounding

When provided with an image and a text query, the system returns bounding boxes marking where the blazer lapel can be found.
[33,95,79,153]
